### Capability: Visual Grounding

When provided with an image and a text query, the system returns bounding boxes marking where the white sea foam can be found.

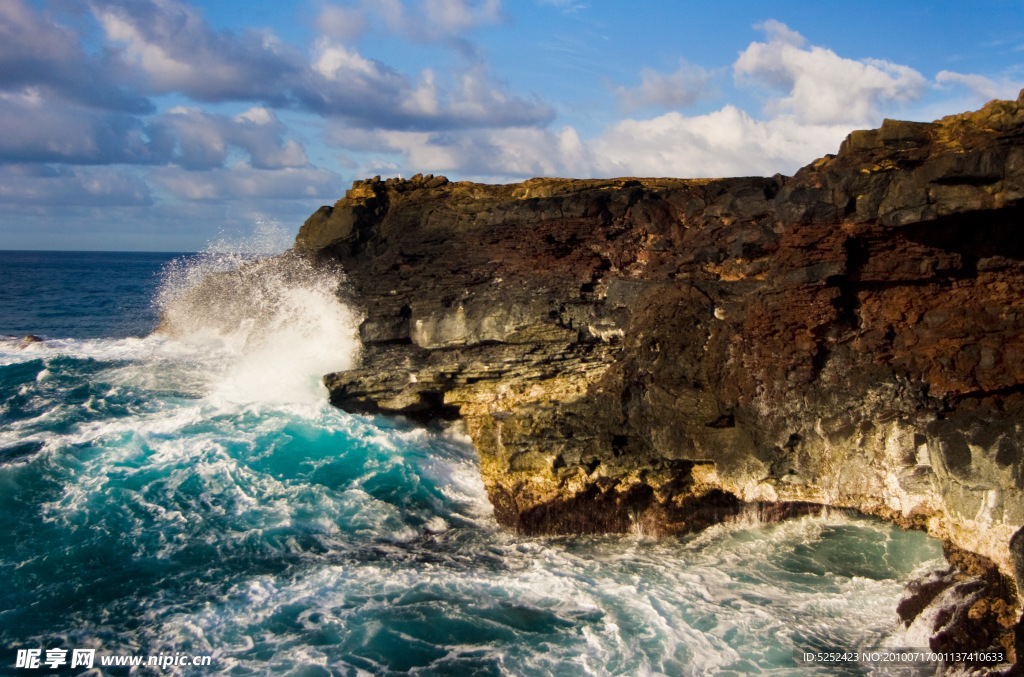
[154,249,361,407]
[93,512,935,677]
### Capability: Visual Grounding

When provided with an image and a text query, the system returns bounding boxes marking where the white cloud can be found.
[333,106,851,181]
[589,107,851,178]
[420,0,502,37]
[313,42,388,81]
[305,39,553,129]
[0,89,311,172]
[402,69,442,116]
[0,91,159,164]
[152,165,340,201]
[316,5,369,42]
[444,66,550,125]
[612,60,711,111]
[235,108,274,125]
[329,22,922,181]
[158,107,309,170]
[93,0,304,103]
[755,18,805,47]
[936,70,1023,103]
[0,0,150,112]
[317,0,503,43]
[85,0,549,132]
[734,21,927,126]
[326,123,592,179]
[0,164,152,206]
[361,21,1021,184]
[99,11,193,83]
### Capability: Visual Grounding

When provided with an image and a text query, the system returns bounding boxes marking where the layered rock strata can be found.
[297,93,1024,595]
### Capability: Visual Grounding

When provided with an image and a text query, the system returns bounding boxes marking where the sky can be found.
[0,0,1022,251]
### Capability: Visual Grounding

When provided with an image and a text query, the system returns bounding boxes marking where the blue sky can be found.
[1,0,1022,251]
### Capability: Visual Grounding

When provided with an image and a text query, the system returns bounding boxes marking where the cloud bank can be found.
[0,0,1020,249]
[340,20,1006,181]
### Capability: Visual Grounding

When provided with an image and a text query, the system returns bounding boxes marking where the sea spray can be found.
[155,251,361,406]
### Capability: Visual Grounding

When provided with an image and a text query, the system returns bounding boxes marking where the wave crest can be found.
[156,251,361,405]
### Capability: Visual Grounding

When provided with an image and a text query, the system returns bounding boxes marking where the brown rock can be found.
[300,92,1024,581]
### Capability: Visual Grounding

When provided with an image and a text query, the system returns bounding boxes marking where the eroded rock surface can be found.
[898,545,1019,670]
[299,93,1024,584]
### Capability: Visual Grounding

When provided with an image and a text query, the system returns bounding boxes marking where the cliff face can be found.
[297,92,1024,578]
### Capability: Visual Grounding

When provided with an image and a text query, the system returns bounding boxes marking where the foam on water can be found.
[0,248,949,676]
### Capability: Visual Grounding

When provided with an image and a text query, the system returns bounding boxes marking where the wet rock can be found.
[899,545,1018,674]
[299,92,1024,573]
[17,334,43,349]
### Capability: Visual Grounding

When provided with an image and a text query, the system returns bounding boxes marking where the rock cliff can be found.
[299,92,1024,588]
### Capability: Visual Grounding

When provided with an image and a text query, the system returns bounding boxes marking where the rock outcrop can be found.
[298,92,1024,597]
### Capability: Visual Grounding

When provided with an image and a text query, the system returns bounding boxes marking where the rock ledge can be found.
[303,94,1024,587]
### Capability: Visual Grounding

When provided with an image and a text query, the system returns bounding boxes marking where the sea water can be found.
[0,249,946,676]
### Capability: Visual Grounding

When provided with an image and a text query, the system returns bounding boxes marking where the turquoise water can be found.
[0,251,945,676]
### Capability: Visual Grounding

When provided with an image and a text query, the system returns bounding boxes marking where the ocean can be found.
[0,249,947,676]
